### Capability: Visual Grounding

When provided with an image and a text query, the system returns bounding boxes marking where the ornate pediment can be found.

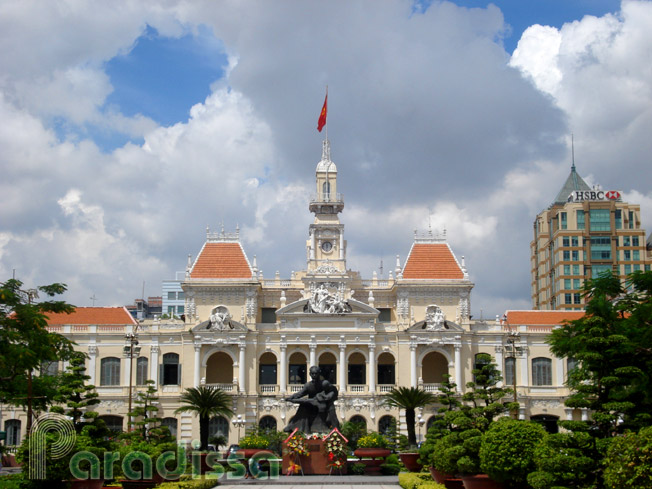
[276,297,379,316]
[191,305,249,333]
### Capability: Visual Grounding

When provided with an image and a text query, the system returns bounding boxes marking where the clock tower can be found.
[307,139,347,273]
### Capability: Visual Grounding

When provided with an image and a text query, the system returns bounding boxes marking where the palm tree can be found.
[383,386,435,447]
[174,386,234,450]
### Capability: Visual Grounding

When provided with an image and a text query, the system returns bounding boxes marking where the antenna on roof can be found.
[379,255,384,278]
[90,293,98,306]
[571,133,576,171]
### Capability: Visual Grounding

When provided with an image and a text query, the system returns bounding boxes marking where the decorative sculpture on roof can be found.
[209,305,233,331]
[425,305,446,331]
[304,284,352,314]
[313,261,339,275]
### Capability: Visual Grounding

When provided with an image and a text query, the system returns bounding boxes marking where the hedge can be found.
[398,472,445,489]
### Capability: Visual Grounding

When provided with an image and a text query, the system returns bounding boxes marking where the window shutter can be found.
[177,364,182,385]
[160,364,164,385]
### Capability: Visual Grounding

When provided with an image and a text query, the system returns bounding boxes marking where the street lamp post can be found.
[124,329,140,430]
[506,327,520,418]
[417,414,425,444]
[232,414,246,441]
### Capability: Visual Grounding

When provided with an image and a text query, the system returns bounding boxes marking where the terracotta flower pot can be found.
[353,448,391,459]
[399,452,422,472]
[240,448,274,458]
[428,468,465,489]
[69,479,105,489]
[460,474,505,489]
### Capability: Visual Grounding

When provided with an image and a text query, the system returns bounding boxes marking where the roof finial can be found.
[571,133,576,171]
[322,138,331,162]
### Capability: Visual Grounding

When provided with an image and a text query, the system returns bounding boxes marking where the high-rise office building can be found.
[531,164,652,310]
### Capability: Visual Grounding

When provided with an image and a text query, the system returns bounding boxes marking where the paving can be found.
[218,474,400,488]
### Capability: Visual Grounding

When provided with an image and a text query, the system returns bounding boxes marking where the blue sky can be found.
[93,0,621,152]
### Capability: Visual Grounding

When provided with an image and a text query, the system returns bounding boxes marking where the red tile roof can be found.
[402,243,464,279]
[505,310,585,326]
[46,307,137,325]
[190,242,253,279]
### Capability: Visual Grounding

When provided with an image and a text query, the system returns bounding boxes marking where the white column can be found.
[309,344,316,368]
[310,231,316,260]
[454,345,462,392]
[88,346,97,385]
[123,355,132,387]
[581,408,589,421]
[194,344,201,387]
[279,345,287,394]
[368,345,376,393]
[339,233,344,260]
[520,353,529,388]
[410,344,417,388]
[494,346,504,384]
[339,344,346,391]
[555,357,564,387]
[150,345,159,388]
[239,341,246,393]
[565,408,574,421]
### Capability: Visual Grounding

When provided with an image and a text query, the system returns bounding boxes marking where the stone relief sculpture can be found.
[425,304,446,331]
[209,305,233,331]
[304,284,352,314]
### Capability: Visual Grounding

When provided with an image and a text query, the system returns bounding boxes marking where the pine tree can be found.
[50,351,100,432]
[128,380,170,442]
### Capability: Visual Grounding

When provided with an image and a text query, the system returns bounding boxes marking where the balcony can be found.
[378,384,396,393]
[421,383,443,393]
[259,385,278,395]
[204,383,237,392]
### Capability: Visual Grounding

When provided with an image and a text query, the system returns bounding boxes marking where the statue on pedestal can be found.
[283,366,340,433]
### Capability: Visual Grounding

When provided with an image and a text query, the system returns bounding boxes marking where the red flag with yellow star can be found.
[317,91,328,132]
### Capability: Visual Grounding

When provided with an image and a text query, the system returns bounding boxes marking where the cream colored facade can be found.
[3,141,586,447]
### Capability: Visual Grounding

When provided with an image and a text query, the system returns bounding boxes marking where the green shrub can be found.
[349,462,367,475]
[357,431,389,449]
[527,431,601,489]
[238,433,270,449]
[479,418,546,487]
[603,426,652,489]
[0,474,23,489]
[158,478,219,489]
[398,472,445,489]
[380,462,401,475]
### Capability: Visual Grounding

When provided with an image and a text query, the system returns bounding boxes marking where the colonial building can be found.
[531,164,652,310]
[4,140,586,447]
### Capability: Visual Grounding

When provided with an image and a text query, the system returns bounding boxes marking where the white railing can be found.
[378,384,396,393]
[259,385,278,394]
[422,383,443,392]
[289,385,303,393]
[205,383,236,392]
[349,385,365,393]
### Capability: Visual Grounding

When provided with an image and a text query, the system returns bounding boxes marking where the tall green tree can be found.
[50,351,100,432]
[548,271,650,436]
[0,278,75,431]
[383,386,436,447]
[128,380,171,442]
[174,386,234,450]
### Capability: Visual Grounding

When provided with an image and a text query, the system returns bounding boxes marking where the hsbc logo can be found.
[568,190,622,202]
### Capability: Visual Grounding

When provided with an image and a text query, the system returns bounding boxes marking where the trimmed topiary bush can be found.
[603,426,652,489]
[479,418,546,488]
[398,472,445,489]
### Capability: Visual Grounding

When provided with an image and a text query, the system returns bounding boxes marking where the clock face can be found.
[321,241,333,252]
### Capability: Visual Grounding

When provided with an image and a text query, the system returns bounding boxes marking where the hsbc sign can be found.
[568,190,622,202]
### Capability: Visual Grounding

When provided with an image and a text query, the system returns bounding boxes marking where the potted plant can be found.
[238,432,273,458]
[479,418,546,489]
[383,386,436,471]
[353,432,390,475]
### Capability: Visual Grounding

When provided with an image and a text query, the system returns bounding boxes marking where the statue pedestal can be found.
[282,438,344,475]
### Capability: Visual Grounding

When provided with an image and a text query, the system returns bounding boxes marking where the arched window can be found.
[209,416,229,438]
[100,357,121,386]
[98,415,123,433]
[504,357,516,387]
[259,352,277,385]
[377,352,395,385]
[567,357,578,380]
[531,414,559,434]
[426,416,438,432]
[378,415,395,436]
[532,357,552,386]
[259,416,277,431]
[348,352,366,385]
[5,420,21,446]
[289,352,307,385]
[322,181,331,199]
[349,415,367,431]
[319,352,337,384]
[161,417,178,438]
[136,357,148,385]
[162,353,180,386]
